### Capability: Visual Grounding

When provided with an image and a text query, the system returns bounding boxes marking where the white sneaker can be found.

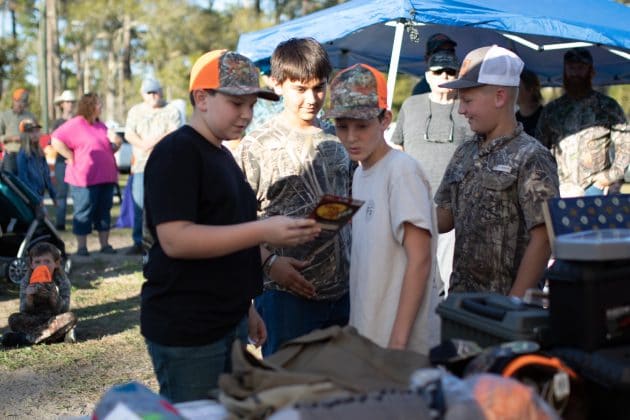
[64,328,76,343]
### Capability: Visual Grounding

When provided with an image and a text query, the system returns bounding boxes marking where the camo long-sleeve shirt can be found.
[237,115,351,300]
[536,91,629,192]
[435,125,559,295]
[19,270,71,314]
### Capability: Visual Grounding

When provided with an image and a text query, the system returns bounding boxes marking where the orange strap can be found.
[502,354,577,379]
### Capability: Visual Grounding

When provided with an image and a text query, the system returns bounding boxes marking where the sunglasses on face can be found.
[146,91,160,95]
[431,68,457,77]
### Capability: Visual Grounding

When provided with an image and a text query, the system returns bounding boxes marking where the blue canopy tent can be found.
[237,0,630,107]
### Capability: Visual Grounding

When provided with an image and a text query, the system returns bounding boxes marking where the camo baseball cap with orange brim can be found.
[189,50,279,101]
[324,63,388,120]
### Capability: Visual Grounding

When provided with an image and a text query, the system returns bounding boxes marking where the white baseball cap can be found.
[54,90,77,103]
[440,45,524,89]
[140,78,162,94]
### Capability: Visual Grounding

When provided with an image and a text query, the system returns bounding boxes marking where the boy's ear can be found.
[192,90,208,111]
[381,110,393,129]
[494,87,508,108]
[271,78,283,95]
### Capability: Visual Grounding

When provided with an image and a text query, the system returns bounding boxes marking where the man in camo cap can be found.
[536,47,629,197]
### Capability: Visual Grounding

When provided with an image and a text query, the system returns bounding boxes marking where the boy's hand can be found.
[25,284,38,296]
[48,285,59,305]
[264,216,320,247]
[248,304,267,347]
[25,290,35,306]
[269,257,316,299]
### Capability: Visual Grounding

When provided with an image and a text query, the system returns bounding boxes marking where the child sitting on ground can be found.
[3,242,76,346]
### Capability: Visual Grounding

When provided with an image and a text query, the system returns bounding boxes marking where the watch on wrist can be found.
[262,254,278,277]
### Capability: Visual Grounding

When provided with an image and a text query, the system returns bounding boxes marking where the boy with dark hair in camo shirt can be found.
[237,37,351,356]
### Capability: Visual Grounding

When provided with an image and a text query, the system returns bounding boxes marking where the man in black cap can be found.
[411,33,458,96]
[536,48,629,197]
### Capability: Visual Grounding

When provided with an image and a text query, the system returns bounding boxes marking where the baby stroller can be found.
[0,170,70,284]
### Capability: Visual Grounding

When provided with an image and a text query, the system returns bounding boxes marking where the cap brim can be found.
[439,79,485,89]
[429,64,459,71]
[323,106,382,120]
[216,86,279,101]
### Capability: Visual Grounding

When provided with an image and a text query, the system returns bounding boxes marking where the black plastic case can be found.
[546,259,630,351]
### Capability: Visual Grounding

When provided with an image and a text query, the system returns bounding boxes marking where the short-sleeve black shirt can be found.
[141,125,262,346]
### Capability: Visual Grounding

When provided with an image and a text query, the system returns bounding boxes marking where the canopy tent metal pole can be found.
[386,20,405,110]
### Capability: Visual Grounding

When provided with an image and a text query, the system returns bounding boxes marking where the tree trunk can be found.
[46,0,60,122]
[105,43,117,124]
[82,49,91,95]
[117,14,132,123]
[74,49,83,97]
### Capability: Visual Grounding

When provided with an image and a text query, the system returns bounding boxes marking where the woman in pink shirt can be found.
[51,93,121,256]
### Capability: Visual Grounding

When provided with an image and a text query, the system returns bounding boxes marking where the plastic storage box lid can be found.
[554,228,630,261]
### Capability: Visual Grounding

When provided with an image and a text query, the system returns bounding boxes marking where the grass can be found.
[0,177,158,418]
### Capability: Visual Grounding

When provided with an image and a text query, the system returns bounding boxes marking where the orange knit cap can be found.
[12,88,28,102]
[29,265,53,284]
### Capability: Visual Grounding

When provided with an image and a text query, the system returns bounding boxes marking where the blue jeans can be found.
[255,289,349,357]
[131,172,144,246]
[584,184,605,196]
[70,183,114,235]
[54,159,68,228]
[145,317,248,403]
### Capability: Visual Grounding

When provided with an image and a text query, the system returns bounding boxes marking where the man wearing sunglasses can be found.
[391,50,471,295]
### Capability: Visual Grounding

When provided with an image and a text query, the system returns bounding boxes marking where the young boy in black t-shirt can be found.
[142,50,320,403]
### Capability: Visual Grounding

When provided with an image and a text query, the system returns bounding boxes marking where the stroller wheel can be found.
[63,257,72,275]
[6,258,28,285]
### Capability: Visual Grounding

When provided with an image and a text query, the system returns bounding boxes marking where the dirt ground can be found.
[0,228,159,419]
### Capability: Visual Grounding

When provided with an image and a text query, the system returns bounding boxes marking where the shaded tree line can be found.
[0,0,345,128]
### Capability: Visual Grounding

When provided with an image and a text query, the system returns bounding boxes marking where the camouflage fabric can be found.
[325,64,385,120]
[219,51,260,90]
[8,311,77,344]
[237,115,351,300]
[245,97,285,134]
[18,269,71,314]
[0,109,37,153]
[435,125,559,294]
[124,101,183,173]
[536,91,629,192]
